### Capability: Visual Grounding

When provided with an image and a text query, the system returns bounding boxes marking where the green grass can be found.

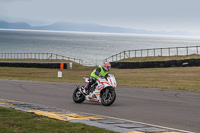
[111,67,200,92]
[0,59,200,92]
[0,106,115,133]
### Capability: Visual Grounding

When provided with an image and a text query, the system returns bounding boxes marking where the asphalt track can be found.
[0,79,199,132]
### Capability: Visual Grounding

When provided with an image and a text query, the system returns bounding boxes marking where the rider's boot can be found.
[82,86,90,95]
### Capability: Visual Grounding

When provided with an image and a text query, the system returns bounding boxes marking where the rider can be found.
[82,62,111,95]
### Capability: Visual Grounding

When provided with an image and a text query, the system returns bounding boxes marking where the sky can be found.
[0,0,200,34]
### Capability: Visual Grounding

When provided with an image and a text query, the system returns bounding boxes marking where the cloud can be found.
[1,0,200,33]
[1,0,29,2]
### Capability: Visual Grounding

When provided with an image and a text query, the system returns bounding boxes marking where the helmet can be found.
[103,62,111,71]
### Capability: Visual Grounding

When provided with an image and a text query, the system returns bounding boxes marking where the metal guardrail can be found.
[104,46,200,62]
[0,53,83,64]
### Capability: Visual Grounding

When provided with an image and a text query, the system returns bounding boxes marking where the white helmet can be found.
[103,62,111,71]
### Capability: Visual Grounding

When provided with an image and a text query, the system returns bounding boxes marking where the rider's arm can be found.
[104,74,108,80]
[95,67,101,77]
[104,74,108,78]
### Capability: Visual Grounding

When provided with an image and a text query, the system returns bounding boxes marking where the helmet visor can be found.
[107,66,111,71]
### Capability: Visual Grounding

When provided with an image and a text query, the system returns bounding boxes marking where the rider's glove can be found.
[99,75,104,78]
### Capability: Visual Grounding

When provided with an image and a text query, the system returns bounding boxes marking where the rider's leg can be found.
[84,76,96,94]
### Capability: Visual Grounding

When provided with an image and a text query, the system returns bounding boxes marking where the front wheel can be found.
[101,89,116,106]
[73,87,85,103]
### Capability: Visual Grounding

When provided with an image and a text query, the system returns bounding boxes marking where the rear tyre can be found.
[73,87,85,103]
[101,89,116,106]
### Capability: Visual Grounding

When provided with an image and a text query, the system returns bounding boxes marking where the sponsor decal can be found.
[97,84,104,90]
[89,98,99,102]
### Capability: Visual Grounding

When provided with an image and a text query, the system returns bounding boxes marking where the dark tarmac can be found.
[0,79,199,132]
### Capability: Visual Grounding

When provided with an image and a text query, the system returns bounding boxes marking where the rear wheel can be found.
[73,87,85,103]
[101,89,116,106]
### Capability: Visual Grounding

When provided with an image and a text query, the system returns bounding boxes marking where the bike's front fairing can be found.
[96,74,117,90]
[84,74,117,103]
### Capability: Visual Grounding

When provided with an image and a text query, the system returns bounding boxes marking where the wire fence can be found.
[104,46,200,62]
[0,53,83,64]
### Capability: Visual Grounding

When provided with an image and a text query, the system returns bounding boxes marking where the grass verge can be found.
[0,106,115,133]
[0,59,200,92]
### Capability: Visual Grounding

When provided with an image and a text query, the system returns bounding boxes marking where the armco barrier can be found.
[110,59,200,69]
[0,62,72,69]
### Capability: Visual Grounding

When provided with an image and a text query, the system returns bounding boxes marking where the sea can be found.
[0,29,200,66]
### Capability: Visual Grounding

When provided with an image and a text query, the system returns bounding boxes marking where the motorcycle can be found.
[73,74,117,106]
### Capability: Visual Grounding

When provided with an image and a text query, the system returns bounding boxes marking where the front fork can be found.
[105,88,110,99]
[77,84,86,96]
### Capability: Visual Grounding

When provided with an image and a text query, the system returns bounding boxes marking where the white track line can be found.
[77,111,194,133]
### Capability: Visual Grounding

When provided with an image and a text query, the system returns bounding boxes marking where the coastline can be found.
[1,28,200,38]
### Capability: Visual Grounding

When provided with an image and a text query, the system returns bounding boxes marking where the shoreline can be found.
[1,28,200,38]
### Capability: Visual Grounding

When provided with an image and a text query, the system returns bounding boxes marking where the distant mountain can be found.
[0,19,31,29]
[32,22,149,33]
[0,19,191,36]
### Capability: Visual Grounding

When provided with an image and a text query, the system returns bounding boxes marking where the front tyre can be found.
[101,89,116,106]
[73,87,85,103]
